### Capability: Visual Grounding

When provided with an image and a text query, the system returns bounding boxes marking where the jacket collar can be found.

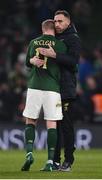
[56,23,77,37]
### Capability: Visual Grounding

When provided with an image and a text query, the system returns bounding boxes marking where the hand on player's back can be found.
[38,44,56,58]
[30,56,44,67]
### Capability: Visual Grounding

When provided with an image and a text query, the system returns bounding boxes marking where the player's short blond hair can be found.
[42,19,55,31]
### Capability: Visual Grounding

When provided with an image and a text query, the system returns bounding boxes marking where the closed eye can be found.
[54,20,63,23]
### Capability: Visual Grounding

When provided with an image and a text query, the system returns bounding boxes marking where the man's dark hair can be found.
[54,10,70,19]
[42,19,55,31]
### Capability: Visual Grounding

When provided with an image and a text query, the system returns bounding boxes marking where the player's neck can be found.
[43,31,55,36]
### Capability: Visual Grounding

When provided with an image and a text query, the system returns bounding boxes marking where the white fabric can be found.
[23,88,63,120]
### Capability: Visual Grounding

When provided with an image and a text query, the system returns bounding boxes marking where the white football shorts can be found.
[23,88,63,120]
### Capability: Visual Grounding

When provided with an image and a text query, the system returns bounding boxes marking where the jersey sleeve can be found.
[26,40,35,68]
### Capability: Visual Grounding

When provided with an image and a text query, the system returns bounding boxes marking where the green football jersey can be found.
[26,34,67,93]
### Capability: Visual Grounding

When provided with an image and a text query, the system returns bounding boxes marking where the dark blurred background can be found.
[0,0,102,150]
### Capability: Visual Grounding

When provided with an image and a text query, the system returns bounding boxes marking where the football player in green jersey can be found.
[21,19,67,172]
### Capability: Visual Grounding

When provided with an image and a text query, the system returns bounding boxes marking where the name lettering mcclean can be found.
[33,40,55,46]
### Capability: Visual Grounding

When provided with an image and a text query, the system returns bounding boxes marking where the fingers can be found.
[48,43,52,49]
[30,56,44,67]
[38,48,45,55]
[39,44,54,57]
[37,62,44,67]
[36,60,44,67]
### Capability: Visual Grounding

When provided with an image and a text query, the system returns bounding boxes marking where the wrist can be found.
[53,52,56,58]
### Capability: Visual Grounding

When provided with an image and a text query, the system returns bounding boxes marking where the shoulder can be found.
[64,33,81,49]
[29,36,43,44]
[28,36,42,48]
[62,24,81,45]
[65,33,80,42]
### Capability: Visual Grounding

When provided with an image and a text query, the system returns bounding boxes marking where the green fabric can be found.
[26,34,67,93]
[47,128,57,160]
[25,124,35,153]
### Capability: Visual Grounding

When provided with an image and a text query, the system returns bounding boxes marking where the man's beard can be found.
[55,28,63,34]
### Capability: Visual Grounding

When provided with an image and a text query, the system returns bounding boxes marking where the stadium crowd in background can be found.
[0,0,102,124]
